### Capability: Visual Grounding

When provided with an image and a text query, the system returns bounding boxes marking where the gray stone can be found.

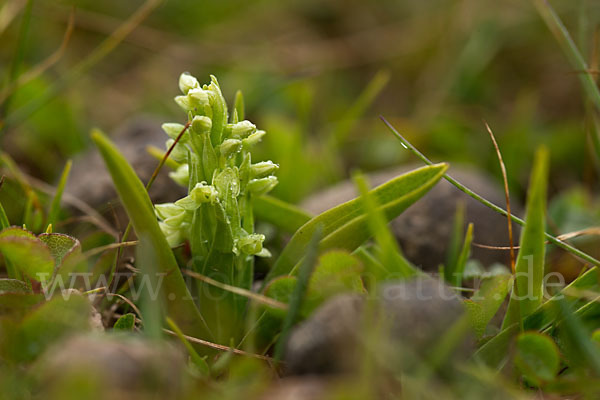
[284,277,471,376]
[301,164,520,271]
[34,334,185,399]
[65,116,186,210]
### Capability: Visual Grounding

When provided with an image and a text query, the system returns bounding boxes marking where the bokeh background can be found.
[1,0,599,247]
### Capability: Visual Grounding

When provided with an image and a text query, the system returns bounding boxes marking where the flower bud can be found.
[168,164,189,186]
[179,72,199,95]
[174,95,193,112]
[188,87,210,109]
[231,120,256,139]
[219,139,242,158]
[242,130,266,148]
[191,115,212,134]
[246,176,278,196]
[159,221,185,248]
[161,123,188,142]
[175,182,218,210]
[165,139,188,164]
[155,203,184,220]
[250,161,278,179]
[236,233,265,255]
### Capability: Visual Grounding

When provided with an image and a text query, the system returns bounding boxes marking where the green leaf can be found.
[473,323,519,369]
[0,227,54,282]
[0,279,31,294]
[91,130,209,342]
[524,266,599,332]
[113,313,136,331]
[465,274,513,338]
[554,297,600,374]
[354,172,417,280]
[38,233,80,267]
[253,195,312,233]
[446,223,473,288]
[0,203,21,280]
[503,147,549,328]
[267,163,448,282]
[514,332,560,386]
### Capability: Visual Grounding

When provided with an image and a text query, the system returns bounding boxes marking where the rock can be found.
[260,377,330,400]
[285,294,364,375]
[65,116,186,210]
[301,164,520,271]
[34,334,185,400]
[284,277,471,376]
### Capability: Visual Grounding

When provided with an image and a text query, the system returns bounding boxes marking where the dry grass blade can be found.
[3,0,163,131]
[484,121,515,272]
[0,0,26,35]
[0,165,118,237]
[162,329,274,361]
[0,7,75,104]
[182,269,288,310]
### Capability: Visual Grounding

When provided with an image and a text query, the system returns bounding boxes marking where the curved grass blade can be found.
[91,129,209,341]
[503,147,549,329]
[266,163,448,281]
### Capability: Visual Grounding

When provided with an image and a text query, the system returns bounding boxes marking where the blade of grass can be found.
[273,225,322,361]
[0,6,75,105]
[91,129,211,344]
[47,159,71,227]
[533,0,600,164]
[555,296,600,375]
[445,201,465,277]
[0,0,33,120]
[446,223,473,288]
[2,0,162,133]
[166,317,210,375]
[502,147,549,329]
[380,116,600,268]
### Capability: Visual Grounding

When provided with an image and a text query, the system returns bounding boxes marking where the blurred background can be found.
[1,0,599,253]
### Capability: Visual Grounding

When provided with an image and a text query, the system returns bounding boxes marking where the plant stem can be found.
[380,116,600,268]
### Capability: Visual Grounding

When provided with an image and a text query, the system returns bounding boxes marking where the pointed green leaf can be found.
[91,129,209,341]
[503,147,549,328]
[267,163,448,282]
[446,223,473,288]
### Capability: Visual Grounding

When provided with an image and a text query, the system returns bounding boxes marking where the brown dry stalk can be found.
[484,121,516,273]
[162,328,274,361]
